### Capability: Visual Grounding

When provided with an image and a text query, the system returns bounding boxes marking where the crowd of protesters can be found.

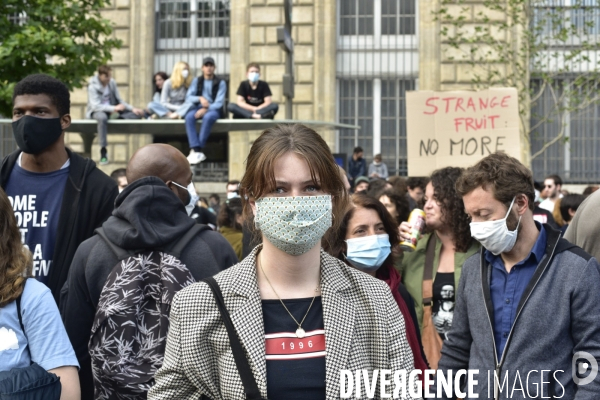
[1,74,599,400]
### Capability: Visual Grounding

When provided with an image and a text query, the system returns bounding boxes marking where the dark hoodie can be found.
[59,177,238,400]
[0,149,118,303]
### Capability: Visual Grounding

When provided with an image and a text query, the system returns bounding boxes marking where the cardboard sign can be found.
[406,88,521,176]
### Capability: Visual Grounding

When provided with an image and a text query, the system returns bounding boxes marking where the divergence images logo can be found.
[572,351,598,386]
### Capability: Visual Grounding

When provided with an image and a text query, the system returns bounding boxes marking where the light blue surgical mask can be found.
[345,234,391,272]
[248,72,260,83]
[172,181,199,217]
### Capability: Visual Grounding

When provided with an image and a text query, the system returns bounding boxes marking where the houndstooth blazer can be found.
[148,246,421,400]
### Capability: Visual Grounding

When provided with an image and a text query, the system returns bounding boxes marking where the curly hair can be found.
[13,74,70,116]
[430,167,473,253]
[380,189,410,225]
[0,188,32,308]
[324,193,400,264]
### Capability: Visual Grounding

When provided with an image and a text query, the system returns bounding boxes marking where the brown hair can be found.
[387,175,407,194]
[0,188,32,308]
[380,189,410,224]
[246,62,260,72]
[98,65,112,76]
[431,167,473,253]
[218,197,243,231]
[324,193,399,262]
[456,152,535,211]
[240,124,349,238]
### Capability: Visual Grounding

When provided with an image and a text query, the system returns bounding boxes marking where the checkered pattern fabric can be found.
[148,246,421,400]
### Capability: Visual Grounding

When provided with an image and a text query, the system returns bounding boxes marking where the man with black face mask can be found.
[1,74,118,303]
[430,153,600,400]
[60,143,237,400]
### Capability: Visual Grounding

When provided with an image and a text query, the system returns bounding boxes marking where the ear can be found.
[60,114,71,131]
[515,194,529,215]
[568,208,576,218]
[249,198,257,216]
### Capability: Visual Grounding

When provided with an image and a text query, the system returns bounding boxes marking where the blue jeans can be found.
[147,101,169,117]
[185,105,221,149]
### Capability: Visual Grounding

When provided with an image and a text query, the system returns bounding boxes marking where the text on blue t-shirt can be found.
[4,163,69,284]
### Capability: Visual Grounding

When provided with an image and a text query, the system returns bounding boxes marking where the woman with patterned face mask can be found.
[325,193,429,375]
[149,124,422,400]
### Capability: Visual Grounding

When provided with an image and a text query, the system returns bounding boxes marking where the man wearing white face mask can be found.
[227,62,279,119]
[432,152,600,400]
[60,143,237,399]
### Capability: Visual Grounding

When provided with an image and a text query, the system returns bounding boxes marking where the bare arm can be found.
[236,95,256,112]
[49,366,81,400]
[256,95,272,110]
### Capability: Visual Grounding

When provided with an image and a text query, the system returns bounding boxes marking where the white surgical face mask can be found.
[172,181,199,216]
[227,192,239,200]
[469,197,521,255]
[345,234,391,272]
[248,72,260,83]
[181,69,189,79]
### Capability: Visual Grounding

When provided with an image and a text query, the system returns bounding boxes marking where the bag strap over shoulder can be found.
[96,224,210,261]
[203,276,265,400]
[169,224,208,258]
[16,293,26,335]
[96,228,134,260]
[422,234,437,307]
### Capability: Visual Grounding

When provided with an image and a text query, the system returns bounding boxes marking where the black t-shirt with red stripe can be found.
[262,297,326,399]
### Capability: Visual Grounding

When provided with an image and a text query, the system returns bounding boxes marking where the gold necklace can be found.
[258,254,320,338]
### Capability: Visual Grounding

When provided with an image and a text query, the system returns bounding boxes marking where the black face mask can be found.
[12,115,63,155]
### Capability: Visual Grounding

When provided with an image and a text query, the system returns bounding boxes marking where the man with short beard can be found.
[538,174,563,213]
[432,153,600,400]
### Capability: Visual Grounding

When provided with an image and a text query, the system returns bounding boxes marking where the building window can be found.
[156,0,229,49]
[338,79,374,160]
[381,0,415,35]
[197,0,230,38]
[339,0,415,37]
[531,78,600,183]
[337,78,414,176]
[380,79,414,176]
[340,0,374,35]
[158,1,190,39]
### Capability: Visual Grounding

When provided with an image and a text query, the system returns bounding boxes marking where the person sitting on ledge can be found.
[227,62,278,120]
[184,57,227,165]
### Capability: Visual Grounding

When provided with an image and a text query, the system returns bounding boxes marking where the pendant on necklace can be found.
[295,327,306,338]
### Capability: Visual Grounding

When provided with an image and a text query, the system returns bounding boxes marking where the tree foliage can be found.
[436,0,600,162]
[0,0,122,116]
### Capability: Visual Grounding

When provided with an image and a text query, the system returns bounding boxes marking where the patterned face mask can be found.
[255,195,332,256]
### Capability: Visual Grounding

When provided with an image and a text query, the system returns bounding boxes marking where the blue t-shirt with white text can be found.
[5,162,69,284]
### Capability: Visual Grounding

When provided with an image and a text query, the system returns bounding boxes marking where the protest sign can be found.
[406,88,521,176]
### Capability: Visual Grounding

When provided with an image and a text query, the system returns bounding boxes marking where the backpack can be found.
[89,224,208,400]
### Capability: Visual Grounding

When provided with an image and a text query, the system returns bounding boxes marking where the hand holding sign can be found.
[406,88,522,176]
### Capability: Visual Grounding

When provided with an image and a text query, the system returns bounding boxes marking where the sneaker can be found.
[187,150,206,164]
[100,155,109,165]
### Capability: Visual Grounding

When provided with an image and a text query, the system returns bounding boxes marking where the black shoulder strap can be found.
[169,224,208,258]
[554,238,592,261]
[203,276,264,400]
[16,293,26,335]
[96,227,133,260]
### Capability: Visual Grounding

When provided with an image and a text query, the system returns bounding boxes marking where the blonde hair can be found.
[171,61,192,90]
